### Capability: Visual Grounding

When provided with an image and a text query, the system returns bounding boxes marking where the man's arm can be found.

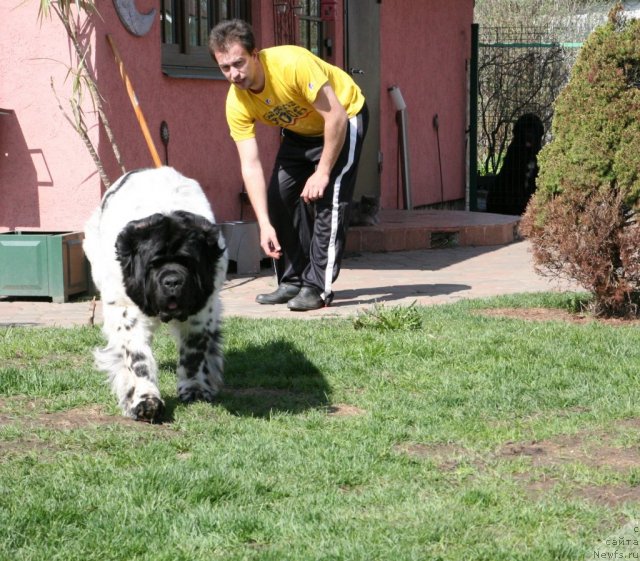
[236,137,282,259]
[300,83,349,204]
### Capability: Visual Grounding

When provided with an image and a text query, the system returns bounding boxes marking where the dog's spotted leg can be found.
[171,298,224,404]
[96,304,164,422]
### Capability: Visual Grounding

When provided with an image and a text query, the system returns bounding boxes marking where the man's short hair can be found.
[209,19,256,57]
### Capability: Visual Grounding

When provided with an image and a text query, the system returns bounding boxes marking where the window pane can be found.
[299,19,308,48]
[187,0,197,46]
[218,0,228,20]
[297,0,322,57]
[161,0,176,44]
[310,21,320,55]
[199,0,209,45]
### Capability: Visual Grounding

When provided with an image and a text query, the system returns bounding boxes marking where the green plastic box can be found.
[0,231,88,303]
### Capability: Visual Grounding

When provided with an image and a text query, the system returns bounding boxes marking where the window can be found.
[161,0,251,78]
[274,0,330,61]
[296,0,323,57]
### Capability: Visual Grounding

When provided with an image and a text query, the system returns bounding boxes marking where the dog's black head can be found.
[513,113,545,153]
[115,211,225,322]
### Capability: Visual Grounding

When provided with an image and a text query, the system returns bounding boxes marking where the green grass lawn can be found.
[2,292,640,560]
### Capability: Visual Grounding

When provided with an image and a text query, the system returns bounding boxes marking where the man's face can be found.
[214,42,260,91]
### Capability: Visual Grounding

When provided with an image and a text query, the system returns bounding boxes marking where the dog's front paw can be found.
[132,394,165,423]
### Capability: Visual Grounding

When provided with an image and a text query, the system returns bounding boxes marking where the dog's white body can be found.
[84,167,227,421]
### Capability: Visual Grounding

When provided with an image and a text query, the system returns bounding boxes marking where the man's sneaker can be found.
[287,286,326,311]
[255,283,300,305]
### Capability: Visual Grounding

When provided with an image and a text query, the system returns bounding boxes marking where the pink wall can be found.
[0,0,280,232]
[379,0,473,209]
[1,0,472,233]
[1,0,102,231]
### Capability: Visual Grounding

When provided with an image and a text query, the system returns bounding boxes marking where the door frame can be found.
[344,0,381,199]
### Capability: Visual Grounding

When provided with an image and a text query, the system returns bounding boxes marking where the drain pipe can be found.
[388,86,412,210]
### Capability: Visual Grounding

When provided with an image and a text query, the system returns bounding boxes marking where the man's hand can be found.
[235,138,281,258]
[259,223,282,259]
[300,169,331,203]
[302,83,348,204]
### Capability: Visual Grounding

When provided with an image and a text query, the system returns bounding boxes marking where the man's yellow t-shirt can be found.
[225,45,365,142]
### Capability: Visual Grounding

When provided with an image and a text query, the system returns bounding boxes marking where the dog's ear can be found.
[194,216,226,262]
[116,213,167,310]
[169,211,226,261]
[116,213,167,273]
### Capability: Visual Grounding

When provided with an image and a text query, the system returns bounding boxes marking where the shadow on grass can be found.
[221,339,330,417]
[157,340,330,421]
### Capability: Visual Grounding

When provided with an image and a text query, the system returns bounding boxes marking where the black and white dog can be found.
[486,113,545,216]
[83,167,227,422]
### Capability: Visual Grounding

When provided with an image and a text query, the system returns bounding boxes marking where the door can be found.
[345,0,381,199]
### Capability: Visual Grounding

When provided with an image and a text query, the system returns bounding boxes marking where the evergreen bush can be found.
[521,4,640,316]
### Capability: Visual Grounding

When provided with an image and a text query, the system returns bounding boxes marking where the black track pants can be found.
[267,103,369,302]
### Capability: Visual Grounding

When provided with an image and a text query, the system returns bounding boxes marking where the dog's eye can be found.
[173,254,194,267]
[151,256,191,269]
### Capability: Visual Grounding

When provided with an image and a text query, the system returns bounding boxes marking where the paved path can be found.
[0,241,579,328]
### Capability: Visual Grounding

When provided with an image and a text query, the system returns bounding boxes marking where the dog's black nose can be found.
[162,274,183,293]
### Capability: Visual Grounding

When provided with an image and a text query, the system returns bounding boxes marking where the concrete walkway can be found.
[0,240,579,328]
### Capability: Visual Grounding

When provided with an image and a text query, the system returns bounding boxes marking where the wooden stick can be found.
[106,34,162,168]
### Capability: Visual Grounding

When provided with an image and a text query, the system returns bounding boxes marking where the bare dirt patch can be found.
[499,434,640,472]
[0,397,172,442]
[513,473,640,507]
[578,485,640,507]
[393,442,475,471]
[395,421,640,506]
[324,404,366,418]
[31,406,151,431]
[499,426,640,506]
[225,387,297,398]
[0,397,152,431]
[0,397,177,458]
[479,307,588,323]
[224,388,365,417]
[477,307,640,326]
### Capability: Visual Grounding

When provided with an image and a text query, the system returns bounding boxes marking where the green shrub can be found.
[522,4,640,317]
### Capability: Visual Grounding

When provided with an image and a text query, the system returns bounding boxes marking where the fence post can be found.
[468,23,479,212]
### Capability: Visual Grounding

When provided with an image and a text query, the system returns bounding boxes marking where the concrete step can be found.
[345,209,521,253]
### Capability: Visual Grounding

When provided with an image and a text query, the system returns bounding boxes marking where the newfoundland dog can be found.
[486,113,544,216]
[83,167,227,422]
